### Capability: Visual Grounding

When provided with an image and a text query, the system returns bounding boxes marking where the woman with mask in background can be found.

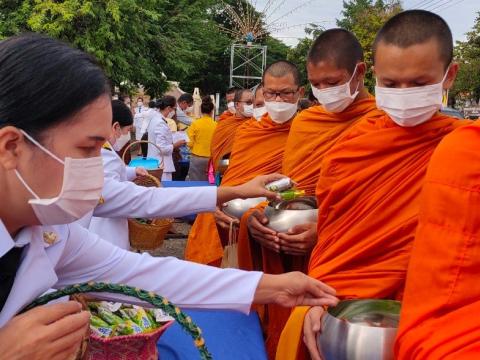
[147,96,185,181]
[0,33,338,359]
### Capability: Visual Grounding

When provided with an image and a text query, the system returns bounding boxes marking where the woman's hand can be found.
[135,167,149,177]
[216,174,286,205]
[214,207,238,229]
[173,140,186,149]
[304,306,325,360]
[253,272,338,308]
[0,301,90,360]
[277,222,318,256]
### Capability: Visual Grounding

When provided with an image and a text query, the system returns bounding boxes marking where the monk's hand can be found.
[253,272,338,308]
[214,206,238,229]
[277,222,318,256]
[304,306,325,360]
[248,210,280,252]
[235,173,286,200]
[0,301,90,360]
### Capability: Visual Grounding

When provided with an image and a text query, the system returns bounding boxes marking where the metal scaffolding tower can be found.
[229,43,267,89]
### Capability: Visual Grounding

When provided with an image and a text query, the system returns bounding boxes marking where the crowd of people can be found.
[0,7,479,360]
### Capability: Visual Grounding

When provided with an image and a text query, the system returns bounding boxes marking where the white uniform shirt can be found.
[79,145,217,249]
[0,221,262,326]
[147,111,175,173]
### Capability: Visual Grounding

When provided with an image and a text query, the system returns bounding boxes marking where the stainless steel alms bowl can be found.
[318,299,401,360]
[217,159,230,175]
[222,197,267,220]
[264,197,318,233]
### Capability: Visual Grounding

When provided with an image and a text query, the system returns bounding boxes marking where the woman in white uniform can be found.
[147,96,185,181]
[0,34,338,359]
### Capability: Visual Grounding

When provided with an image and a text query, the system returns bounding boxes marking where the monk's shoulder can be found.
[427,123,480,185]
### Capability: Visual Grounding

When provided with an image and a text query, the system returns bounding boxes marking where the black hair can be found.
[0,33,110,137]
[298,98,312,111]
[137,97,143,102]
[178,93,193,104]
[308,28,364,74]
[112,100,133,127]
[373,10,453,67]
[201,96,214,114]
[157,95,176,110]
[226,87,237,95]
[148,100,156,108]
[263,60,301,87]
[234,89,251,103]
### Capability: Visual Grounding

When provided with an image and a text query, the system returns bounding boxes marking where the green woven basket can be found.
[24,282,212,360]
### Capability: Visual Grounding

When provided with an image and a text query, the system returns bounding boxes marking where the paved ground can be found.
[147,221,191,259]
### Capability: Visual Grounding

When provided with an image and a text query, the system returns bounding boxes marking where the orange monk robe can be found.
[218,110,234,122]
[185,114,291,265]
[395,123,480,360]
[210,115,251,172]
[236,98,379,358]
[277,114,472,360]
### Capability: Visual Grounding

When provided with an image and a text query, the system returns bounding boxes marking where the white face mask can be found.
[241,104,254,117]
[137,101,143,107]
[227,101,236,114]
[186,106,194,113]
[265,101,297,124]
[375,69,449,127]
[253,106,267,121]
[113,132,130,151]
[167,111,175,119]
[15,131,104,225]
[311,65,360,113]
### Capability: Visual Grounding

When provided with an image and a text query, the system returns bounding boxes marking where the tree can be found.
[450,12,480,108]
[336,0,402,91]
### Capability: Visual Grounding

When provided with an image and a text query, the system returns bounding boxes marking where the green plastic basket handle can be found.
[23,282,212,360]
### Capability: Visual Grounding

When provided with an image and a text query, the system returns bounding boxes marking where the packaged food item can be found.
[278,189,306,201]
[124,307,155,330]
[111,320,144,336]
[90,315,113,338]
[266,177,295,192]
[98,308,124,326]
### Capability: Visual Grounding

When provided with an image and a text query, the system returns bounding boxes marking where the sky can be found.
[252,0,479,47]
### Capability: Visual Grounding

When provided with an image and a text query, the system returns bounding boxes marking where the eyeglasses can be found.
[263,89,299,101]
[238,100,253,106]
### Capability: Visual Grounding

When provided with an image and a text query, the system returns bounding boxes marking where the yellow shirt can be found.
[187,115,217,157]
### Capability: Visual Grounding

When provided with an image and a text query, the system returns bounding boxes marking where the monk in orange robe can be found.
[278,11,472,360]
[185,61,302,266]
[236,29,380,359]
[394,126,480,360]
[210,89,253,173]
[218,86,237,122]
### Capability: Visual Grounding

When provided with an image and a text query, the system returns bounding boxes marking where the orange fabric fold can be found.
[210,115,251,172]
[283,98,379,195]
[236,98,379,359]
[218,110,234,122]
[395,123,480,360]
[277,114,472,360]
[185,115,291,265]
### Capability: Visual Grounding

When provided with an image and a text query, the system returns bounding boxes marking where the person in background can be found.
[148,96,185,181]
[176,93,194,127]
[219,87,238,121]
[253,84,267,121]
[187,96,217,181]
[136,96,145,114]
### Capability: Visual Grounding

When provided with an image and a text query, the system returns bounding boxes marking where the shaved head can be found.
[226,86,237,95]
[308,28,364,74]
[262,60,300,87]
[234,89,252,103]
[373,10,453,67]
